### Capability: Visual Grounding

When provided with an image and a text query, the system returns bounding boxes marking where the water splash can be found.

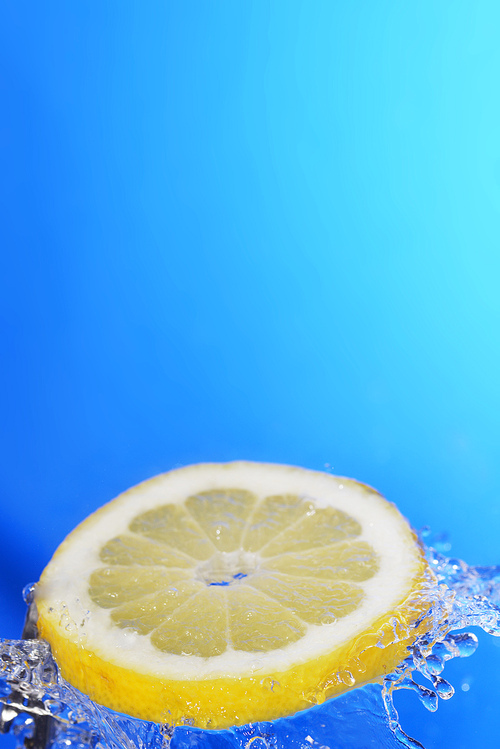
[2,544,500,749]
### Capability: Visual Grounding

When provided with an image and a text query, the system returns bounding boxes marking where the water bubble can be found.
[446,631,478,658]
[430,675,454,700]
[260,678,281,692]
[422,654,443,676]
[338,670,355,687]
[416,685,438,712]
[319,614,337,625]
[22,583,36,605]
[245,737,270,749]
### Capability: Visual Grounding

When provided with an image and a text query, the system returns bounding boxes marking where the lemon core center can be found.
[196,550,260,586]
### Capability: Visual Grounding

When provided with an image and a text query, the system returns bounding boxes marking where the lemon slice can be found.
[35,462,432,729]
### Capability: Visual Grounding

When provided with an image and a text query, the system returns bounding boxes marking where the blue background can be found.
[1,2,500,747]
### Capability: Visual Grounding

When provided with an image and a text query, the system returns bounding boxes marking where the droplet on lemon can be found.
[34,462,435,729]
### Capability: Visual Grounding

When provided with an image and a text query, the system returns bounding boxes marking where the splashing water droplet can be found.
[430,675,454,700]
[22,583,36,606]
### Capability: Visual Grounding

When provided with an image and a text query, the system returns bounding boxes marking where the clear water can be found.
[2,539,500,749]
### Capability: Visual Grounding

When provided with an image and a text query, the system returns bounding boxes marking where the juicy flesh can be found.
[89,489,379,657]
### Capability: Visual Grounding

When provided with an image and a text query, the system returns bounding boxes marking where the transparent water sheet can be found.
[2,542,500,749]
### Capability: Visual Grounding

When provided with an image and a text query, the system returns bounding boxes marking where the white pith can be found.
[35,462,422,681]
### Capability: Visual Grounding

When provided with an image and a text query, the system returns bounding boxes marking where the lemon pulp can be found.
[35,462,431,729]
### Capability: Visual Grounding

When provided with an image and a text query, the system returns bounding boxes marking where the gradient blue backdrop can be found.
[2,2,500,747]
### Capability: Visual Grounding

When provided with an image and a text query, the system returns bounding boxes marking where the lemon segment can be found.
[185,489,258,550]
[241,493,313,552]
[130,504,214,560]
[247,573,364,624]
[260,506,361,556]
[88,567,193,608]
[265,541,380,580]
[151,588,228,657]
[100,534,194,568]
[35,462,432,729]
[110,581,204,635]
